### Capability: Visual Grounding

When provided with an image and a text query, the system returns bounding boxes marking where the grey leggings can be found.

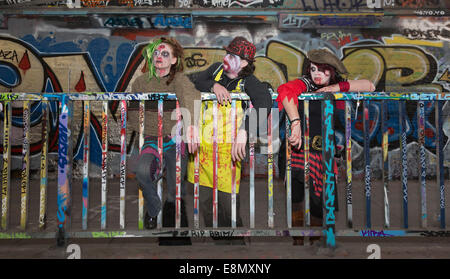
[133,145,187,217]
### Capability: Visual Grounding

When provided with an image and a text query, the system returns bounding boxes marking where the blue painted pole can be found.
[322,94,336,248]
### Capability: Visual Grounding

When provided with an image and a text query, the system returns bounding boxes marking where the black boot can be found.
[144,212,157,230]
[292,202,304,246]
[158,200,191,246]
[309,215,322,246]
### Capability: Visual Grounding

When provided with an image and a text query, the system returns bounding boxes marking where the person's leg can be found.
[291,168,306,245]
[309,215,323,245]
[309,179,323,245]
[214,191,245,245]
[308,173,338,246]
[163,148,188,230]
[199,185,214,228]
[134,153,160,214]
[134,153,161,229]
[163,143,188,205]
[217,191,243,228]
[159,143,191,245]
[199,187,242,228]
[292,201,304,245]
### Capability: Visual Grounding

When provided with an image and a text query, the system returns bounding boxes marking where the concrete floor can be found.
[0,170,449,259]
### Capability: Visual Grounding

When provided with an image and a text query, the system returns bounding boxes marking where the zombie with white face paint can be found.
[188,37,272,242]
[276,48,375,246]
[310,63,332,86]
[152,43,177,77]
[222,53,243,77]
[129,37,201,245]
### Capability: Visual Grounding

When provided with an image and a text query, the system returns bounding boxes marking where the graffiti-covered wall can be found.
[0,1,449,179]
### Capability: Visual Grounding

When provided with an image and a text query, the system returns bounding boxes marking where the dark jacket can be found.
[190,62,273,139]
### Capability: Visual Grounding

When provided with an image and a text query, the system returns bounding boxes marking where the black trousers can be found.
[199,186,243,228]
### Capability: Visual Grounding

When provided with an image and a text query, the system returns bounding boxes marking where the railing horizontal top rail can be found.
[0,92,449,101]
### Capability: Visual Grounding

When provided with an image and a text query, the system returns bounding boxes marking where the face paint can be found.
[223,53,242,75]
[152,43,175,77]
[153,47,170,56]
[153,44,170,61]
[153,50,171,60]
[310,63,331,86]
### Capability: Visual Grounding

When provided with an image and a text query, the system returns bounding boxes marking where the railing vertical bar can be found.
[268,111,274,229]
[1,101,11,230]
[20,100,31,230]
[194,99,203,229]
[157,99,163,229]
[175,101,182,229]
[364,100,371,228]
[435,100,445,229]
[57,96,72,244]
[82,101,90,230]
[193,114,200,229]
[322,96,336,248]
[381,100,390,228]
[345,100,353,228]
[39,101,49,230]
[101,101,108,230]
[212,100,218,228]
[119,100,127,230]
[231,100,237,228]
[304,100,310,227]
[249,102,255,229]
[285,116,292,228]
[418,101,427,228]
[138,100,145,230]
[399,100,408,229]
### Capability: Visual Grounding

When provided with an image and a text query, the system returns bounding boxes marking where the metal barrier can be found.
[0,92,448,248]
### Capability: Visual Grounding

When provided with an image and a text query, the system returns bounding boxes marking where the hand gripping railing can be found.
[0,92,448,248]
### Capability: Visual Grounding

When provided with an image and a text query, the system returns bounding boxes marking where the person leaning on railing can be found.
[187,37,273,244]
[276,48,375,246]
[129,37,201,245]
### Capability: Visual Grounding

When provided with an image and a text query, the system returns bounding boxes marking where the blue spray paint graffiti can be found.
[21,34,82,53]
[323,99,336,247]
[20,35,134,92]
[57,96,70,229]
[0,62,20,87]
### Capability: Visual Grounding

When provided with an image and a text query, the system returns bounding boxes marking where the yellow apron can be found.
[188,68,245,194]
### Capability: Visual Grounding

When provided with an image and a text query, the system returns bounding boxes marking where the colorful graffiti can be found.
[102,15,193,29]
[0,0,447,9]
[0,14,448,177]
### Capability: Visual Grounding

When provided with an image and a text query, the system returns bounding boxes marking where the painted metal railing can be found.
[0,92,448,247]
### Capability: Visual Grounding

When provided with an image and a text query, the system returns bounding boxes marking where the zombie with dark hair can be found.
[276,48,375,246]
[130,37,201,245]
[187,37,272,243]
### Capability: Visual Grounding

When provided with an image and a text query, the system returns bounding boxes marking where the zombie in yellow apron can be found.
[187,66,246,194]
